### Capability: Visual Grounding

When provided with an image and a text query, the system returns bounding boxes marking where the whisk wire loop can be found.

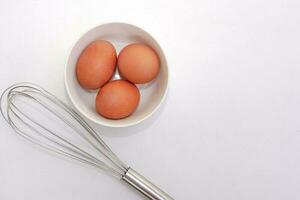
[1,83,127,177]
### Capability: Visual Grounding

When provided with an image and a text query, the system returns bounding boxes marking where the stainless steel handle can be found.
[121,168,174,200]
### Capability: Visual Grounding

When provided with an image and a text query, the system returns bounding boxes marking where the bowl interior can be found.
[65,23,168,127]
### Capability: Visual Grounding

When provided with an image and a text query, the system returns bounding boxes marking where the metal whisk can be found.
[0,83,174,200]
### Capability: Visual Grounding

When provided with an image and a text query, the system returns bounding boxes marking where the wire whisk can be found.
[0,83,174,200]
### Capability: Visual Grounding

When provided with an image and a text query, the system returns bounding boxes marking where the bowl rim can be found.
[64,21,169,128]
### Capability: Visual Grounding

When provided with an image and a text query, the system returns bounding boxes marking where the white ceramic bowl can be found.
[65,22,169,127]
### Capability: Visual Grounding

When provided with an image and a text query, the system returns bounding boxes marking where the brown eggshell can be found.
[96,80,140,119]
[76,40,117,89]
[118,43,160,84]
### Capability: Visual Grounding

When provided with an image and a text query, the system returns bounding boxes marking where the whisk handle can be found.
[122,168,174,200]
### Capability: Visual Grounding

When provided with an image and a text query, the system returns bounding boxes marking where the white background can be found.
[0,0,300,200]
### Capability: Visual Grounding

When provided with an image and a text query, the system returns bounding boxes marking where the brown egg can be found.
[96,80,140,119]
[76,40,117,89]
[118,43,160,84]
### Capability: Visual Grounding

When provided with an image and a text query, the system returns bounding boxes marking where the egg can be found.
[76,40,117,89]
[96,80,140,119]
[118,43,160,84]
